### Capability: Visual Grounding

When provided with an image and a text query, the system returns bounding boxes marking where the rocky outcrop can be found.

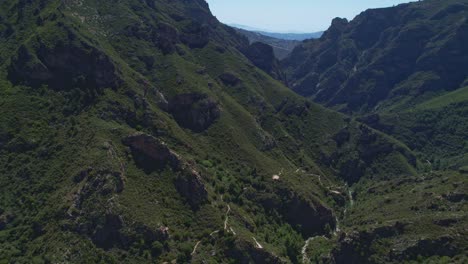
[240,42,287,83]
[283,194,336,237]
[167,93,220,132]
[123,133,180,171]
[123,133,208,208]
[174,168,208,210]
[9,34,121,92]
[68,169,124,218]
[67,167,169,251]
[251,187,336,237]
[219,72,241,86]
[83,213,170,251]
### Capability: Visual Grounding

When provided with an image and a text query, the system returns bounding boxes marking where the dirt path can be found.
[252,237,263,249]
[301,236,328,264]
[191,241,202,256]
[224,204,231,230]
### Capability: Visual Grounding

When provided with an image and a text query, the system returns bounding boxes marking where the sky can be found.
[205,0,416,33]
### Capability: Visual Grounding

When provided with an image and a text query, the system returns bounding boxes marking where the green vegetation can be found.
[0,0,466,263]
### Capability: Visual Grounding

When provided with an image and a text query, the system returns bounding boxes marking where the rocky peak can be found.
[322,17,348,39]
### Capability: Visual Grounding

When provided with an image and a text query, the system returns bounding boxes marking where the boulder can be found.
[68,170,124,217]
[284,194,336,237]
[254,188,336,237]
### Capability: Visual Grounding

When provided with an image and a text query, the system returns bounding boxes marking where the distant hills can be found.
[230,23,323,40]
[233,28,300,60]
[231,25,323,59]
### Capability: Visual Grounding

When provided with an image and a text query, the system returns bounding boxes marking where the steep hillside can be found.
[0,0,465,263]
[282,0,468,168]
[283,0,468,113]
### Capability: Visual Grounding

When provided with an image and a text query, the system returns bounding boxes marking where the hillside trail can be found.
[301,183,355,263]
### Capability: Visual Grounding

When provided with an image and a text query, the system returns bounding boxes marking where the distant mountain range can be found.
[229,24,323,41]
[233,28,300,60]
[231,25,323,60]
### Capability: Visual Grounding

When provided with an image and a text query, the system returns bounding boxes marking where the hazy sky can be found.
[205,0,415,32]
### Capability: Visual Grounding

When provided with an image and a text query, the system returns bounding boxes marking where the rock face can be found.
[68,169,124,219]
[123,133,208,208]
[168,93,220,132]
[174,168,208,209]
[252,187,336,237]
[282,1,468,113]
[9,34,121,92]
[240,42,287,84]
[123,133,180,171]
[283,194,335,237]
[234,28,302,60]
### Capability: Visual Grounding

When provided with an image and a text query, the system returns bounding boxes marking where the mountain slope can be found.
[283,0,468,113]
[282,0,468,169]
[0,0,465,263]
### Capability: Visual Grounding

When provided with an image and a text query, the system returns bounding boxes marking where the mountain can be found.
[283,0,468,169]
[255,31,323,41]
[233,28,300,60]
[0,0,466,263]
[229,24,323,41]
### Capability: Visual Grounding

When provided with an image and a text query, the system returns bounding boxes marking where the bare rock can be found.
[123,133,181,171]
[168,93,220,132]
